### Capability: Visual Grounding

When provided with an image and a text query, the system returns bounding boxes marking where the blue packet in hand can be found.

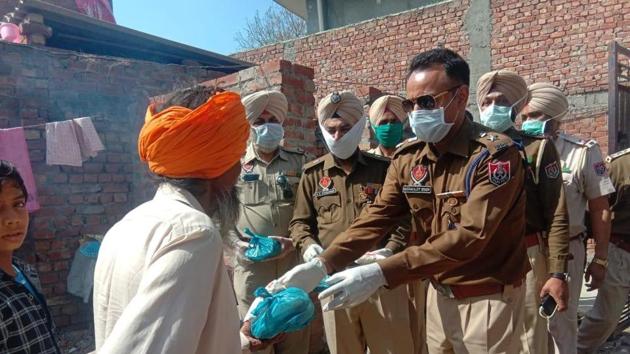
[243,228,282,262]
[250,287,315,339]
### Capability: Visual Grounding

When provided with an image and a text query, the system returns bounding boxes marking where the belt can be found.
[431,278,523,300]
[525,233,540,248]
[611,233,630,253]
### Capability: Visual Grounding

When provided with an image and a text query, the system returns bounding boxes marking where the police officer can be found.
[285,91,413,354]
[519,83,616,354]
[367,94,428,354]
[270,48,530,353]
[577,147,630,353]
[230,90,310,354]
[476,70,571,354]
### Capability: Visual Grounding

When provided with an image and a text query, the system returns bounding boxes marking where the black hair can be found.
[407,48,470,87]
[155,85,224,113]
[0,160,28,201]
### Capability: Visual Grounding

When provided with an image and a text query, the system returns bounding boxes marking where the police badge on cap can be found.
[331,92,342,104]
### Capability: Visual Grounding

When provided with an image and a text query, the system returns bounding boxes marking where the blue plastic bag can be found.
[250,287,315,339]
[243,228,282,262]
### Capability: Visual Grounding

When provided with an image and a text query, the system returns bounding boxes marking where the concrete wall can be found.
[234,0,630,154]
[0,41,222,328]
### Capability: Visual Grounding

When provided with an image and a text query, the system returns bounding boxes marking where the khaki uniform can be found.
[233,145,309,354]
[506,130,570,354]
[578,148,630,353]
[321,119,530,353]
[549,134,616,354]
[367,144,429,354]
[290,151,413,354]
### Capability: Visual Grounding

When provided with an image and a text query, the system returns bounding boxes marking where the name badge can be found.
[402,185,432,194]
[242,174,260,182]
[314,188,338,198]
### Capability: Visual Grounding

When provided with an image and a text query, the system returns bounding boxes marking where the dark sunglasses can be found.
[402,85,462,112]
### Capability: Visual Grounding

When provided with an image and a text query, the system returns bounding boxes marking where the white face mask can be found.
[409,108,454,143]
[320,116,366,159]
[252,123,284,152]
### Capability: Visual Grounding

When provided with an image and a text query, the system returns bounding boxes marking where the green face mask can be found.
[373,121,404,148]
[521,119,545,136]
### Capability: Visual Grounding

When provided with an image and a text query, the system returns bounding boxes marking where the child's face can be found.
[0,181,28,253]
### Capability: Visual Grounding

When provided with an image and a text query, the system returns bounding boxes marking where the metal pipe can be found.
[317,0,324,32]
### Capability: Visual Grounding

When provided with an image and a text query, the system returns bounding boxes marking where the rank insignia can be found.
[593,161,607,177]
[488,160,511,186]
[544,161,560,179]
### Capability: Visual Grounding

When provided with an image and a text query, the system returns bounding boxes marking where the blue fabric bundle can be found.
[243,228,282,262]
[250,287,315,339]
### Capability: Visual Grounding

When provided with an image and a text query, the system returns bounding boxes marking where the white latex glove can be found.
[318,263,386,312]
[302,244,324,262]
[244,296,264,322]
[354,248,393,265]
[266,258,327,294]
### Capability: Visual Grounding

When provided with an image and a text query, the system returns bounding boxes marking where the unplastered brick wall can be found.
[0,41,223,327]
[234,0,630,154]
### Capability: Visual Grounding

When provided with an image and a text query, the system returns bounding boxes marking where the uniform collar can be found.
[322,149,367,171]
[155,183,205,214]
[426,117,473,160]
[242,144,287,165]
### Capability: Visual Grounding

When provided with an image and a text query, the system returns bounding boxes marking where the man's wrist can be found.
[591,257,608,268]
[550,272,569,282]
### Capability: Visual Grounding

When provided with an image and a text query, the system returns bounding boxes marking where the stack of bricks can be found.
[0,41,223,327]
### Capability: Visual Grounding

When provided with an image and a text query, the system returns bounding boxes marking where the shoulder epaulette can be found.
[585,139,599,149]
[606,147,630,162]
[302,157,325,171]
[392,137,423,158]
[281,146,305,155]
[559,133,588,147]
[474,130,514,156]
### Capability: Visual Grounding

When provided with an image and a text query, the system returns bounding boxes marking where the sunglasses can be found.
[402,85,462,112]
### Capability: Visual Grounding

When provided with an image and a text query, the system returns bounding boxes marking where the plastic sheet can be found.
[250,287,315,339]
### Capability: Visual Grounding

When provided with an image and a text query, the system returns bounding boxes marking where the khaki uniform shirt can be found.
[321,119,530,288]
[607,148,630,239]
[553,133,616,237]
[508,129,570,273]
[290,151,407,255]
[236,145,308,237]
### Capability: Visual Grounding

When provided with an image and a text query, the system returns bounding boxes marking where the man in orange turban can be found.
[94,86,281,353]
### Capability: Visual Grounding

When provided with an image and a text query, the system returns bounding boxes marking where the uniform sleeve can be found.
[385,219,411,253]
[378,146,525,288]
[289,173,319,256]
[98,232,224,353]
[583,145,616,199]
[539,141,570,273]
[321,156,411,270]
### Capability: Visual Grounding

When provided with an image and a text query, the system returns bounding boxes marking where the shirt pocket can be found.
[407,194,434,230]
[315,194,342,224]
[238,179,269,206]
[562,172,581,196]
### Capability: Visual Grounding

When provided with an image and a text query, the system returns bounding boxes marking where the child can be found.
[0,160,61,353]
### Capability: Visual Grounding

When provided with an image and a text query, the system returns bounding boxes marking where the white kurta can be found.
[93,183,244,354]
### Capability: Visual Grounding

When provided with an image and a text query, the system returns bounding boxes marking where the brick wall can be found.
[233,0,630,154]
[0,41,223,328]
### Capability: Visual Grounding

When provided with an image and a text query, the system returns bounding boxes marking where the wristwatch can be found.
[591,257,608,268]
[550,272,569,282]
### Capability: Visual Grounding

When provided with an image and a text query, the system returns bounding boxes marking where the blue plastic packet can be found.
[243,228,282,262]
[250,287,315,339]
[313,276,331,293]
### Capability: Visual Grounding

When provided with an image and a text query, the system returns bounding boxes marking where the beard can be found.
[212,186,241,235]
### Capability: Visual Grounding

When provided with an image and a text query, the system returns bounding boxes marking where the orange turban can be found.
[138,91,249,179]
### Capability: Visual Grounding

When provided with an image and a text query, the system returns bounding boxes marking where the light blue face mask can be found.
[253,123,284,152]
[408,88,459,143]
[521,119,548,136]
[480,104,514,132]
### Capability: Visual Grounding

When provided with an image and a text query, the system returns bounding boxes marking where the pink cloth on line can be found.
[0,127,40,212]
[46,117,105,167]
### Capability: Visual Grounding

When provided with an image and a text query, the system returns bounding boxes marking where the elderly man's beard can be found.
[212,186,241,233]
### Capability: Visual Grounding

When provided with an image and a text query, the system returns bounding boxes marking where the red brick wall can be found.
[234,0,630,154]
[0,41,223,328]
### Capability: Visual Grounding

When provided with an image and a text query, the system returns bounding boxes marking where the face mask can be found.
[321,116,366,159]
[480,104,514,132]
[408,87,460,143]
[373,121,403,148]
[521,119,548,136]
[252,123,284,152]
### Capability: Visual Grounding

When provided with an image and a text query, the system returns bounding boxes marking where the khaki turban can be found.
[317,91,364,126]
[241,90,288,123]
[476,70,529,113]
[368,95,407,126]
[527,83,569,120]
